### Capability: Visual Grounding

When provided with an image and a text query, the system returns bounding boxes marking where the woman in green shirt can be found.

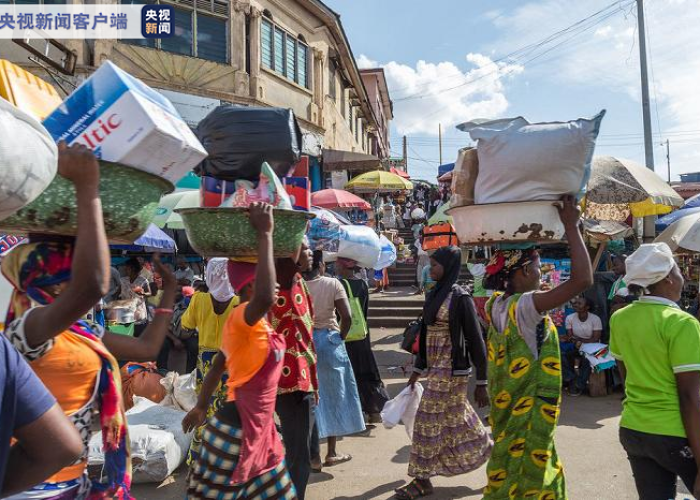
[610,242,700,500]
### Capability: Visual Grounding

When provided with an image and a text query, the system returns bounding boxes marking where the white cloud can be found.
[360,53,523,136]
[486,0,700,176]
[356,54,378,70]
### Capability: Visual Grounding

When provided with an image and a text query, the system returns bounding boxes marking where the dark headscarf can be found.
[483,249,539,292]
[423,246,462,325]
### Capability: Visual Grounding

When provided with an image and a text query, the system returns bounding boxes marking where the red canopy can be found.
[311,189,371,209]
[390,167,410,179]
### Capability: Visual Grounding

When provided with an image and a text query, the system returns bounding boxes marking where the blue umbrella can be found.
[656,207,700,232]
[438,163,455,177]
[683,193,700,209]
[112,224,177,253]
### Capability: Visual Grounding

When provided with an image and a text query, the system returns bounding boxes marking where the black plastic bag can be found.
[194,106,303,181]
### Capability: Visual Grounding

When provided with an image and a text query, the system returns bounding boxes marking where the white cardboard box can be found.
[43,61,207,184]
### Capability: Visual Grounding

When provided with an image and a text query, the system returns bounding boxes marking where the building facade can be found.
[359,68,393,160]
[8,0,389,165]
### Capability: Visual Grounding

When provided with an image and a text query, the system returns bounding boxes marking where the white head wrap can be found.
[205,258,235,302]
[623,243,676,292]
[615,287,630,298]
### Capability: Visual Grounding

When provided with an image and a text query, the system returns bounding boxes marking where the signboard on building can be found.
[331,170,348,190]
[385,157,406,170]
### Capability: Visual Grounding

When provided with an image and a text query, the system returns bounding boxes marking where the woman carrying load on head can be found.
[395,246,492,500]
[481,195,592,500]
[182,203,297,500]
[2,143,177,500]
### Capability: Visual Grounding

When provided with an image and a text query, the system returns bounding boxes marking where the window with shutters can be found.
[121,0,228,63]
[260,16,309,89]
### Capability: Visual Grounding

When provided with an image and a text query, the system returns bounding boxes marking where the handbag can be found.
[341,279,368,342]
[401,317,422,354]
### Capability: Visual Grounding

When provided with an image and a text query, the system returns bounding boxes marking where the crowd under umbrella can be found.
[310,189,372,210]
[584,156,684,221]
[654,212,700,253]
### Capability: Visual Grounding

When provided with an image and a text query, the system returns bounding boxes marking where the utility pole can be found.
[402,135,408,175]
[663,139,671,183]
[438,123,443,165]
[637,0,657,241]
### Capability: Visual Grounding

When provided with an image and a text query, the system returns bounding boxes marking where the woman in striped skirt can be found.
[182,204,296,500]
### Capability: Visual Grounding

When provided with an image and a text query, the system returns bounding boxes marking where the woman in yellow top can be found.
[181,257,238,466]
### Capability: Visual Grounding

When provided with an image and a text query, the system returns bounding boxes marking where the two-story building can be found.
[4,0,392,188]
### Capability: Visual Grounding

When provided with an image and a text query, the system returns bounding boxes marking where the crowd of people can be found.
[2,145,700,500]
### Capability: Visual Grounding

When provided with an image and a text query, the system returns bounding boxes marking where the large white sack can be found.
[88,397,192,484]
[374,234,397,270]
[337,225,381,268]
[459,111,606,204]
[0,97,57,221]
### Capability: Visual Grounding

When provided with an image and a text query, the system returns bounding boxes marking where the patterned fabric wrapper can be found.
[408,293,492,479]
[484,293,567,499]
[186,347,229,467]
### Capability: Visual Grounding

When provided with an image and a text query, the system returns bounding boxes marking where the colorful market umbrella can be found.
[311,189,371,210]
[152,190,199,229]
[654,212,700,253]
[428,202,453,224]
[345,170,413,193]
[390,167,410,179]
[656,206,700,232]
[112,224,177,253]
[585,156,683,221]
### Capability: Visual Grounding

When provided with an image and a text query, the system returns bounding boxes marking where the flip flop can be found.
[323,454,352,467]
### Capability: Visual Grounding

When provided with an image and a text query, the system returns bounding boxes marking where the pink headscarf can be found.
[227,261,257,293]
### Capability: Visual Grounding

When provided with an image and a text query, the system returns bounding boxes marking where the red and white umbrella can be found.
[390,167,410,179]
[311,189,371,210]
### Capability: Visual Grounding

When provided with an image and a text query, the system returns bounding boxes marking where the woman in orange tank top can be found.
[2,144,176,500]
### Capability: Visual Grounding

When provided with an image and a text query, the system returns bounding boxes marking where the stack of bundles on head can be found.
[449,111,606,245]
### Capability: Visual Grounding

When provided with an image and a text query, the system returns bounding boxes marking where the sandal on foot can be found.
[323,454,352,467]
[394,480,433,499]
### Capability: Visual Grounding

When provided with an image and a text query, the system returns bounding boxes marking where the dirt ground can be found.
[133,319,694,500]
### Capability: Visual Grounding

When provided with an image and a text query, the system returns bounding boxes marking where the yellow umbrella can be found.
[345,170,413,193]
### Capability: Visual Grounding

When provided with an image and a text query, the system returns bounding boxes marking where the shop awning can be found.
[322,149,381,172]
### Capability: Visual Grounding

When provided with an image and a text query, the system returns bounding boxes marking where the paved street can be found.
[134,307,694,500]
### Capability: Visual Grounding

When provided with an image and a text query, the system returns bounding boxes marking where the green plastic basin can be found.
[176,207,314,258]
[0,161,174,243]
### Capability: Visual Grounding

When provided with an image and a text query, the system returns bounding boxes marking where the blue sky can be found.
[325,0,700,182]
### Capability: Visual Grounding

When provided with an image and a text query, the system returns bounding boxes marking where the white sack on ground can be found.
[88,397,192,483]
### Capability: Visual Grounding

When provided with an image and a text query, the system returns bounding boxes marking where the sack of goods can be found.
[43,61,207,184]
[195,106,303,182]
[449,110,606,244]
[0,97,57,222]
[88,397,193,484]
[337,225,382,269]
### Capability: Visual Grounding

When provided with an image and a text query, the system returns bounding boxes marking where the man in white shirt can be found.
[563,296,603,396]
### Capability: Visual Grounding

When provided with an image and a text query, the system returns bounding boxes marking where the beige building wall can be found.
[6,0,380,159]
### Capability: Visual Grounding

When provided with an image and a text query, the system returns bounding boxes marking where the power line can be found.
[392,0,634,103]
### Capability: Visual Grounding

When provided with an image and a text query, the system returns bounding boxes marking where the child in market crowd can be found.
[183,203,297,500]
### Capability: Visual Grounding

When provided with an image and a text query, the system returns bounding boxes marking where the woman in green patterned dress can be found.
[482,196,592,500]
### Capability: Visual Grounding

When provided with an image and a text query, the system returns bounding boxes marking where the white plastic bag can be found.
[159,369,197,412]
[88,397,192,484]
[381,382,424,439]
[0,97,57,221]
[458,111,606,204]
[337,225,382,268]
